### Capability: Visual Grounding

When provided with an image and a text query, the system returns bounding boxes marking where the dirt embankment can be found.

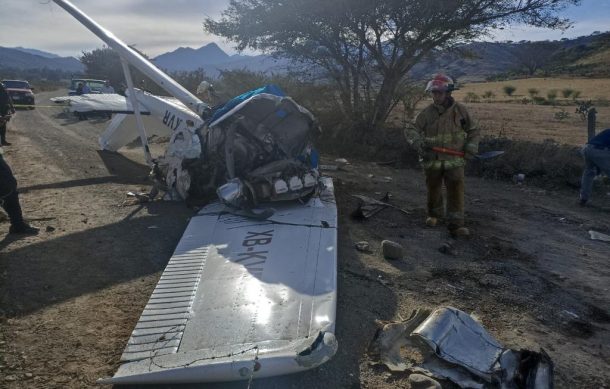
[0,92,609,388]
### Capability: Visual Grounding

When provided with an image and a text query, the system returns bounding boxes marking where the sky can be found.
[0,0,608,58]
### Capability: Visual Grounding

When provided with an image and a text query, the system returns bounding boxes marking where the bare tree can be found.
[205,0,579,131]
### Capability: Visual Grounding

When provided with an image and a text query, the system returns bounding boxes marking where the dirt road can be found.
[1,92,609,388]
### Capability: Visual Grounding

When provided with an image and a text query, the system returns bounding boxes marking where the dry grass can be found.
[390,100,610,146]
[463,103,610,145]
[389,77,610,146]
[453,77,610,102]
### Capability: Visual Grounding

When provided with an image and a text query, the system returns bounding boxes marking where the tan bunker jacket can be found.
[405,99,480,170]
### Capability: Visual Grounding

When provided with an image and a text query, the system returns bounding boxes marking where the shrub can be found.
[503,85,517,96]
[464,92,480,103]
[482,91,495,101]
[571,90,582,100]
[554,109,570,121]
[547,89,558,103]
[561,88,574,98]
[521,97,531,105]
[533,96,547,105]
[528,88,539,98]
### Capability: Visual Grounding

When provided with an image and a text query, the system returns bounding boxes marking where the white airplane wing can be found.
[51,94,151,114]
[100,178,338,385]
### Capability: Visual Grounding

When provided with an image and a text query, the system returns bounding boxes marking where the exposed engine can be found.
[156,86,322,211]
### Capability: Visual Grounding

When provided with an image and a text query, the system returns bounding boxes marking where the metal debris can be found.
[351,194,411,220]
[589,230,610,242]
[369,307,554,388]
[355,241,370,252]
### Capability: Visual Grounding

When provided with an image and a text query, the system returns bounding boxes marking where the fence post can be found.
[587,107,597,141]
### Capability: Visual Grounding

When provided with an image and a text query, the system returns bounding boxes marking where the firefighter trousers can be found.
[424,165,465,229]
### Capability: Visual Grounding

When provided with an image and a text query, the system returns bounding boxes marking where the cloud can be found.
[0,0,231,57]
[0,0,607,58]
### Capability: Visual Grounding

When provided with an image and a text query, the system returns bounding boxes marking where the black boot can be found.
[9,222,39,235]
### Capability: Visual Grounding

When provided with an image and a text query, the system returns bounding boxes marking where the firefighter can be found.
[405,74,480,238]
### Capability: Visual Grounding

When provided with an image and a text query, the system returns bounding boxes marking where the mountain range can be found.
[0,46,83,73]
[152,43,291,77]
[1,31,609,80]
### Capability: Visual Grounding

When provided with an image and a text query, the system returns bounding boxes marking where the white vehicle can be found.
[52,0,338,385]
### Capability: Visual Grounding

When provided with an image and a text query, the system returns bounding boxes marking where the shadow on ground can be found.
[0,201,191,317]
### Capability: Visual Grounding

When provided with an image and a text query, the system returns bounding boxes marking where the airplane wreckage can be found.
[51,0,337,384]
[50,1,554,387]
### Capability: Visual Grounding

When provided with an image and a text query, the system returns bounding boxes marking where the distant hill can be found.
[410,31,610,82]
[0,47,84,73]
[12,47,61,59]
[153,43,230,71]
[150,32,610,81]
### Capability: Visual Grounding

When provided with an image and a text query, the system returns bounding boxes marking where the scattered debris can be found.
[121,191,152,207]
[382,240,403,260]
[513,173,525,184]
[589,230,610,242]
[438,241,456,256]
[334,158,349,168]
[376,160,398,166]
[355,241,370,252]
[475,150,505,160]
[319,164,339,171]
[369,307,554,389]
[409,373,442,389]
[377,275,392,287]
[351,194,411,220]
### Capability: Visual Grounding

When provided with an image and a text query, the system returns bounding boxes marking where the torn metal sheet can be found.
[413,307,504,381]
[369,307,554,389]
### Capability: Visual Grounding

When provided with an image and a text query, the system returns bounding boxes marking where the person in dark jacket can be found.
[580,128,610,205]
[0,82,15,146]
[0,146,39,235]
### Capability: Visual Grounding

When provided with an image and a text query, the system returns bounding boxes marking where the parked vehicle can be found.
[68,78,106,95]
[1,80,35,109]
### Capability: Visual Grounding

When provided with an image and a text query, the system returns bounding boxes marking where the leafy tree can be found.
[80,47,125,90]
[509,41,560,76]
[205,0,579,131]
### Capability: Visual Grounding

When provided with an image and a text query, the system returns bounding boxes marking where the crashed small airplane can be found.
[51,0,337,384]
